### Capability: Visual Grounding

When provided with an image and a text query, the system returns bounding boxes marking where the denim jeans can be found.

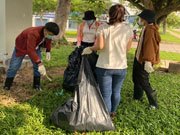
[95,67,127,113]
[7,47,42,78]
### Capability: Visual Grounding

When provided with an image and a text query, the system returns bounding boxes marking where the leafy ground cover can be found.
[0,45,180,135]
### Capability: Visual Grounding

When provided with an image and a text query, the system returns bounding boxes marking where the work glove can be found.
[82,47,92,55]
[77,44,80,48]
[144,61,154,73]
[46,52,51,61]
[38,64,46,76]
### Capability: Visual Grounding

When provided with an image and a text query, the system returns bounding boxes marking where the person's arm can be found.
[142,28,156,62]
[27,34,41,64]
[90,35,104,51]
[45,39,52,52]
[127,38,133,52]
[77,24,82,46]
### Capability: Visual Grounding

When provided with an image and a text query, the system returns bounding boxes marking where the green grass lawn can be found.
[0,46,180,135]
[65,29,180,44]
[159,28,180,44]
[65,31,77,38]
[129,48,180,61]
[170,29,180,35]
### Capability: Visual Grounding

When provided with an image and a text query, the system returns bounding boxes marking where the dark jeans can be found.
[7,47,42,78]
[132,58,154,101]
[96,67,127,113]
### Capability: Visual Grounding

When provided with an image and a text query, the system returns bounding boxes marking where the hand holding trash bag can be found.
[82,47,93,55]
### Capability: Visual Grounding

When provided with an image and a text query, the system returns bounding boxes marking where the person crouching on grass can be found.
[132,9,161,109]
[3,22,59,91]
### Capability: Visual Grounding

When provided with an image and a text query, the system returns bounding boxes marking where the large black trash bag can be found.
[63,46,98,92]
[51,56,115,132]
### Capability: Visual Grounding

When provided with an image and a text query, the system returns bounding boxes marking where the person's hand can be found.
[144,61,154,73]
[82,47,92,55]
[46,52,51,61]
[38,64,46,76]
[77,44,80,48]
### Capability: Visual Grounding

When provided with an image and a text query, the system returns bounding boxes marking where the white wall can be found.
[0,0,32,66]
[0,0,6,63]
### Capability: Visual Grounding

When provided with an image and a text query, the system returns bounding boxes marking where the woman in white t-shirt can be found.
[82,4,133,118]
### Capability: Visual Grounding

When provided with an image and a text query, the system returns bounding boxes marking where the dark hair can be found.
[45,22,59,35]
[108,4,125,25]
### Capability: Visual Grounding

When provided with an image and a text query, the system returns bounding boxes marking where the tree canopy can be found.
[70,0,111,23]
[126,0,180,24]
[33,0,57,14]
[33,0,57,25]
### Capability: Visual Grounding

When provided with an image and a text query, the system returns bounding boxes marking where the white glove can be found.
[144,61,154,73]
[46,52,51,61]
[77,44,80,48]
[38,64,46,76]
[82,47,92,55]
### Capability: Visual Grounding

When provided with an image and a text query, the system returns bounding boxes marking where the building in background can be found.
[32,12,78,31]
[32,0,137,31]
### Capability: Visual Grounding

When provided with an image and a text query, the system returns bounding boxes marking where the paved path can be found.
[67,38,180,53]
[174,29,180,32]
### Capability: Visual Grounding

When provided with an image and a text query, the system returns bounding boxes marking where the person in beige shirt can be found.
[133,9,161,109]
[82,4,133,118]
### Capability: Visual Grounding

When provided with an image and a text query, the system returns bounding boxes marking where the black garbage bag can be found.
[63,46,98,92]
[51,56,115,132]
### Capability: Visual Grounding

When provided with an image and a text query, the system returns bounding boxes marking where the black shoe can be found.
[33,76,42,91]
[3,77,14,90]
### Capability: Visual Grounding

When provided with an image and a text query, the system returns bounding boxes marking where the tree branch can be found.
[155,0,167,11]
[142,0,154,9]
[126,0,144,10]
[156,2,180,18]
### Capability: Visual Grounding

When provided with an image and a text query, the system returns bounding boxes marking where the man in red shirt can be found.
[3,22,59,91]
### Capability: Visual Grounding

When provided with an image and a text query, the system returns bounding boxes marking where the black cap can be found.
[138,9,155,23]
[83,10,96,20]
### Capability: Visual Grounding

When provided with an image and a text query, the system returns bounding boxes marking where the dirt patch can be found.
[0,66,66,106]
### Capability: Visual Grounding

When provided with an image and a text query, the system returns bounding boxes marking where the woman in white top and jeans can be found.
[82,4,133,118]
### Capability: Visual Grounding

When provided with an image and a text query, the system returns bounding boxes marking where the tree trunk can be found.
[163,17,167,35]
[156,15,167,26]
[40,11,44,26]
[54,0,72,41]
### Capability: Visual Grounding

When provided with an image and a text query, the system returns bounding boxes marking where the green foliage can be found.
[170,29,180,35]
[42,45,75,68]
[159,29,180,44]
[167,13,180,28]
[33,0,57,14]
[70,0,111,23]
[0,46,180,134]
[65,31,77,38]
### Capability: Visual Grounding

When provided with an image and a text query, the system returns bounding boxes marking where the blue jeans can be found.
[7,47,42,78]
[95,67,127,113]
